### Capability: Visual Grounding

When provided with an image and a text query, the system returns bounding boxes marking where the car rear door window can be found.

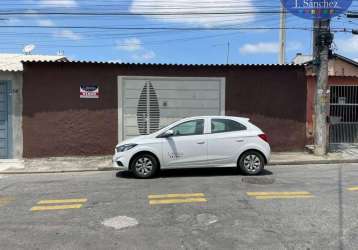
[211,119,246,134]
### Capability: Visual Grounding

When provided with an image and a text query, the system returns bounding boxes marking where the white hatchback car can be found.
[113,116,270,178]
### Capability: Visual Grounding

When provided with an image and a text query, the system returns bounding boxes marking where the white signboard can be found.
[80,85,99,99]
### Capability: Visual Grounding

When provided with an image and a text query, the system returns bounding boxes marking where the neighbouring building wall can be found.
[0,71,23,159]
[22,62,307,158]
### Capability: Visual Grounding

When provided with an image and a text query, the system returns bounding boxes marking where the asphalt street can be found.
[1,163,358,250]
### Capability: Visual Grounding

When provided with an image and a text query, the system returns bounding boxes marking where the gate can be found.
[120,77,225,140]
[329,85,358,148]
[0,81,9,158]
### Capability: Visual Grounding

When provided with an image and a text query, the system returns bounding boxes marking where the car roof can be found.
[186,116,250,121]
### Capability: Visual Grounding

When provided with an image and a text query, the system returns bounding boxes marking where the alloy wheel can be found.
[243,154,261,173]
[135,157,153,176]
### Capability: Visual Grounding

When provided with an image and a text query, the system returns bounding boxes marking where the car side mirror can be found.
[162,129,174,138]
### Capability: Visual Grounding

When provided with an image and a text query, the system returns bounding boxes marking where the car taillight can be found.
[258,133,268,142]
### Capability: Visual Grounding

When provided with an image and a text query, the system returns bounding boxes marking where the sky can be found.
[0,0,357,65]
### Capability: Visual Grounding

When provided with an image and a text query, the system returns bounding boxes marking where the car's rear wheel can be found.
[238,151,264,175]
[131,154,158,179]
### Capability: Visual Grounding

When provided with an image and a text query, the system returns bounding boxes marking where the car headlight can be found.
[116,144,137,153]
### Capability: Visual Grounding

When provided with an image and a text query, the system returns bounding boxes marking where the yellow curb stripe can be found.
[149,198,207,205]
[348,187,358,191]
[148,193,205,199]
[247,192,312,196]
[31,204,83,211]
[255,195,314,200]
[37,199,87,204]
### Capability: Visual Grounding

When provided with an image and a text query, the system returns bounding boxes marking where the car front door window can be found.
[172,119,204,136]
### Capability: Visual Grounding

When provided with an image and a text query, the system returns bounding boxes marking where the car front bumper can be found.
[112,154,130,170]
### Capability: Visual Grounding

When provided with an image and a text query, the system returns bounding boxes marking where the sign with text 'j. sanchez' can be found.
[281,0,352,19]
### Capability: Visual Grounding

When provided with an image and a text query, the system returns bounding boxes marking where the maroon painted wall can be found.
[23,62,307,158]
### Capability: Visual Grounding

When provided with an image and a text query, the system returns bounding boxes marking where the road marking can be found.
[348,187,358,191]
[31,204,83,211]
[0,196,14,207]
[148,193,205,199]
[255,195,314,200]
[247,192,312,196]
[37,199,87,204]
[247,191,314,200]
[148,193,207,205]
[31,198,87,212]
[150,198,207,205]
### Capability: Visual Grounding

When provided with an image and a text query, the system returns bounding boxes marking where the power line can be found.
[0,25,316,31]
[0,10,284,16]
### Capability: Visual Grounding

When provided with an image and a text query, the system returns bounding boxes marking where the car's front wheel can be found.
[131,154,158,179]
[238,151,264,175]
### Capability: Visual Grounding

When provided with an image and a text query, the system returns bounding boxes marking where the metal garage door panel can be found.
[124,79,220,90]
[122,77,224,140]
[124,99,220,109]
[125,89,220,100]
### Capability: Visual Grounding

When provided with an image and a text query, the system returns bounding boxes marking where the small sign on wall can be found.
[80,85,99,99]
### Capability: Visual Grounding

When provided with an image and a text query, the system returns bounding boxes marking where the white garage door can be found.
[119,76,225,140]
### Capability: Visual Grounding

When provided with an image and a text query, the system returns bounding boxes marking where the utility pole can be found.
[313,19,333,155]
[279,3,286,64]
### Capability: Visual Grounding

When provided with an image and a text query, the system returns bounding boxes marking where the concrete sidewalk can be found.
[0,152,358,174]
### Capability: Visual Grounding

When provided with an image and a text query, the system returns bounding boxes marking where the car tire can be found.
[238,151,264,175]
[131,154,158,179]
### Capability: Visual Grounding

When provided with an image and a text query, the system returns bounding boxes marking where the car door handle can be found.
[236,139,244,142]
[197,141,205,144]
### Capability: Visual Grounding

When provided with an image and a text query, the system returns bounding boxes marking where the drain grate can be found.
[242,176,275,185]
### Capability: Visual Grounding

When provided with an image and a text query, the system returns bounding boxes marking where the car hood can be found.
[116,134,153,147]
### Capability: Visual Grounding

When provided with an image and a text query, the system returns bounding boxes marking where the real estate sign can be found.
[80,85,99,99]
[281,0,352,19]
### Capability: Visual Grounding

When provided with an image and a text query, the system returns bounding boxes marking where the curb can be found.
[269,159,358,166]
[1,160,358,174]
[0,167,117,175]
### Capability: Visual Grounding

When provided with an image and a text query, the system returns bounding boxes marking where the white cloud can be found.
[130,0,255,27]
[116,38,142,52]
[39,0,78,7]
[354,58,358,62]
[133,50,156,61]
[116,37,156,62]
[240,42,278,54]
[336,36,358,53]
[239,41,303,54]
[54,29,82,41]
[37,19,55,26]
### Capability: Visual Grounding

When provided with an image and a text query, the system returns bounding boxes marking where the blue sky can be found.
[0,0,357,64]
